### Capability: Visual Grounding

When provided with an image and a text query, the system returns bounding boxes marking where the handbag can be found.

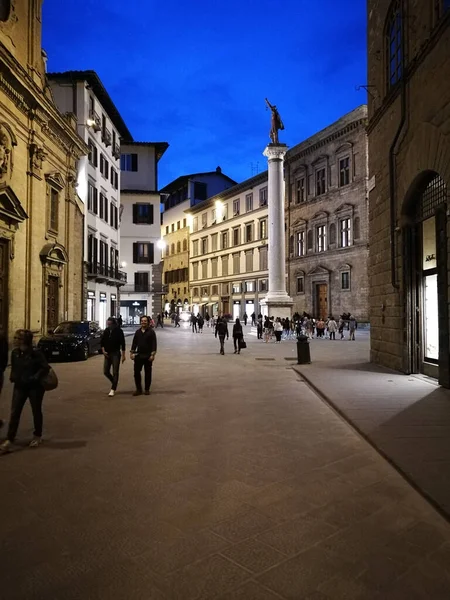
[239,338,247,349]
[41,367,59,391]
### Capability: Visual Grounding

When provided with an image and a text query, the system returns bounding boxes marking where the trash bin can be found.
[297,334,311,364]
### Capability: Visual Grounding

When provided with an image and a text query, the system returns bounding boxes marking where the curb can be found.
[292,364,450,525]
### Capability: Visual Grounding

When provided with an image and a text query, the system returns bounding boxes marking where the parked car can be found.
[38,321,103,361]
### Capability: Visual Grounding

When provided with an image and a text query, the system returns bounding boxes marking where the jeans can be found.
[7,385,45,442]
[218,335,226,354]
[104,352,121,391]
[233,336,242,352]
[329,332,335,340]
[134,357,153,391]
[192,323,197,333]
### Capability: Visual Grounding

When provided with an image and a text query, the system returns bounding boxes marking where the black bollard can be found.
[297,334,311,364]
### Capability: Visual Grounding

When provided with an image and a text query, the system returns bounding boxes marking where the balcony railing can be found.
[121,284,167,294]
[87,263,127,284]
[102,128,112,147]
[113,142,120,159]
[88,109,101,132]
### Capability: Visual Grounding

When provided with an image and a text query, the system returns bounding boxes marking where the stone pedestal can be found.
[261,143,293,319]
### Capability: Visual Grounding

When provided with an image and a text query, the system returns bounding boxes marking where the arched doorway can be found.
[403,172,448,384]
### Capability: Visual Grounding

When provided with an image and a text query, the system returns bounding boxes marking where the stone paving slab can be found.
[289,330,450,518]
[0,326,450,599]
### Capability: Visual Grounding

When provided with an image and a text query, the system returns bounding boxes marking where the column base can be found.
[260,294,294,319]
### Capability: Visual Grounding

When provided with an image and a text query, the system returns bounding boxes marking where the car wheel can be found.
[80,343,89,361]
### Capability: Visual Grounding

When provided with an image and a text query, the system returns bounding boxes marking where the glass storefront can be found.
[422,216,438,364]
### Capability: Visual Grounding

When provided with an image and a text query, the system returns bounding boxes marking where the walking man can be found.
[215,317,229,355]
[191,313,198,333]
[155,313,164,328]
[349,315,357,341]
[130,315,157,396]
[101,317,126,397]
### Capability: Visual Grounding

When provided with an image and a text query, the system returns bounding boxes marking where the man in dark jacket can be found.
[215,317,229,355]
[101,317,126,397]
[130,315,157,396]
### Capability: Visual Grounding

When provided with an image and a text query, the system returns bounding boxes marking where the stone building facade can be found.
[285,106,369,322]
[0,1,87,342]
[368,0,450,385]
[160,168,236,314]
[187,172,269,319]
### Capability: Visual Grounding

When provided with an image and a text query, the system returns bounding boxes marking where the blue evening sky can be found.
[42,0,367,187]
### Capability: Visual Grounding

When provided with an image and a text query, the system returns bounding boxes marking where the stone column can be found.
[261,143,293,318]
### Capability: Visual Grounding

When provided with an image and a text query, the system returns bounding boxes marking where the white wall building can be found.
[48,70,131,328]
[187,172,269,319]
[120,141,168,323]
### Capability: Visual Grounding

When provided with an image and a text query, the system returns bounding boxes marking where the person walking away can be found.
[274,318,283,343]
[327,317,337,340]
[232,318,243,354]
[205,311,210,327]
[197,314,204,333]
[257,316,263,340]
[190,313,198,333]
[349,315,357,340]
[117,315,123,328]
[263,317,271,343]
[215,317,229,355]
[130,316,157,396]
[0,329,50,452]
[339,317,346,340]
[243,312,248,326]
[0,331,9,431]
[251,312,256,326]
[174,313,180,327]
[155,313,164,328]
[101,317,126,397]
[283,317,290,340]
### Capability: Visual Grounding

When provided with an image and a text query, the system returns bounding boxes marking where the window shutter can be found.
[133,243,138,263]
[149,243,154,264]
[131,154,138,172]
[132,204,138,224]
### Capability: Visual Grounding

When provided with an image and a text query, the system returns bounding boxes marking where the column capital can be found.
[263,143,288,161]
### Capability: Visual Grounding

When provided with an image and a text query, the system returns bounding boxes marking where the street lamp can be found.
[157,239,166,250]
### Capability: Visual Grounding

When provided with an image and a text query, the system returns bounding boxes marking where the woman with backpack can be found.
[0,329,50,453]
[233,318,244,354]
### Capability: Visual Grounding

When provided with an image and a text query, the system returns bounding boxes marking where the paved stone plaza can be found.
[1,324,450,599]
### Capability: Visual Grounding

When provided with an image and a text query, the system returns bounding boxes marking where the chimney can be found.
[216,166,222,174]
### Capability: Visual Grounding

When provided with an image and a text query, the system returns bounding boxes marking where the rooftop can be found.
[160,168,237,194]
[121,140,169,162]
[47,70,133,140]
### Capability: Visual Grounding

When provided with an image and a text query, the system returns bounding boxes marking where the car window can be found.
[54,322,89,335]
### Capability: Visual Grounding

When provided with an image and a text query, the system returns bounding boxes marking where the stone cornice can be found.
[286,118,367,164]
[0,50,87,157]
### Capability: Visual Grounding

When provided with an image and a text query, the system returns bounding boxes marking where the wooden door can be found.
[47,276,59,331]
[0,240,9,335]
[316,284,328,319]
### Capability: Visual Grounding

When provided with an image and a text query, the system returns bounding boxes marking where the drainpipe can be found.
[388,0,407,289]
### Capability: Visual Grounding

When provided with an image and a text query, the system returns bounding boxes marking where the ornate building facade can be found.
[285,106,369,322]
[368,0,450,385]
[0,1,87,341]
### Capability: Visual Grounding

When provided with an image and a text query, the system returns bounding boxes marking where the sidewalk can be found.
[291,331,450,519]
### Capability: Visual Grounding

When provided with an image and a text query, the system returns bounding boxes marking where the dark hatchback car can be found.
[38,321,103,361]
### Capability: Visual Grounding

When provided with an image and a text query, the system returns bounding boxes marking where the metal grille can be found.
[418,174,447,221]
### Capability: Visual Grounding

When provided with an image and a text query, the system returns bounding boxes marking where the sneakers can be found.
[108,389,115,397]
[29,437,42,448]
[133,390,142,397]
[0,439,12,453]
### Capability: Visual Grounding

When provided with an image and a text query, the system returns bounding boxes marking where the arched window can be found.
[176,241,181,253]
[165,246,169,257]
[386,0,403,89]
[182,238,187,251]
[353,216,360,240]
[171,243,175,255]
[307,230,313,251]
[329,223,336,245]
